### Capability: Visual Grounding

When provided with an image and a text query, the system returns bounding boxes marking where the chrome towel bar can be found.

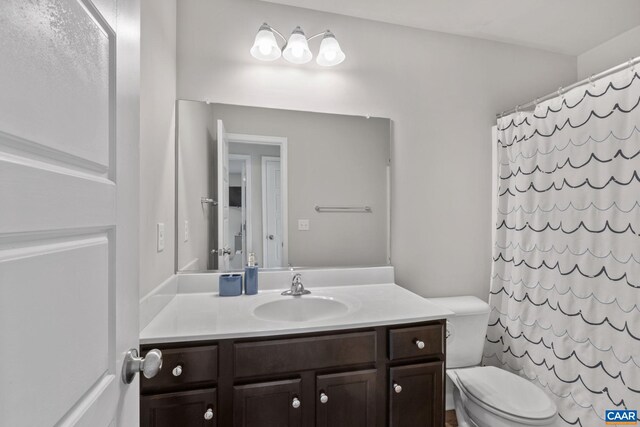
[314,205,372,213]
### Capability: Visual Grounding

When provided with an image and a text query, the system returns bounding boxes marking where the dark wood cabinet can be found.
[233,378,303,427]
[316,369,377,427]
[141,388,217,427]
[389,362,444,427]
[141,320,445,427]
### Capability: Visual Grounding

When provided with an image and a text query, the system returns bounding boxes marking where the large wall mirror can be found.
[176,101,391,272]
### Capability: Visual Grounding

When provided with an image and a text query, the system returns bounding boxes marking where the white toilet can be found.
[427,296,558,427]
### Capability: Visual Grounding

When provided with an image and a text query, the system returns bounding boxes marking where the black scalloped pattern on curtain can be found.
[484,68,640,427]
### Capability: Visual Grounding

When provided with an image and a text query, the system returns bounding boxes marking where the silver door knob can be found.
[393,382,402,394]
[292,397,301,409]
[204,408,214,420]
[218,247,231,256]
[122,348,163,384]
[268,234,274,240]
[172,365,183,377]
[319,392,328,404]
[415,339,425,350]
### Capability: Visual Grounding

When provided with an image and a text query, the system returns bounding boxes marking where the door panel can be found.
[233,379,302,427]
[389,362,444,427]
[217,120,230,271]
[0,0,139,425]
[262,157,282,268]
[141,388,217,427]
[316,369,377,427]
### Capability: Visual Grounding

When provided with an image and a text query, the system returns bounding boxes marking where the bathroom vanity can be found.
[141,320,444,427]
[139,272,452,427]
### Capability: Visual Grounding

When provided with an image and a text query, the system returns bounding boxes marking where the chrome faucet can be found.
[282,273,311,296]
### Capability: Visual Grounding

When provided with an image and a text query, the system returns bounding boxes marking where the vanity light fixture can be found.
[250,23,345,66]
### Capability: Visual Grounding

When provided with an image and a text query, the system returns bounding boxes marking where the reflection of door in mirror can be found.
[216,120,230,271]
[226,135,287,270]
[229,155,251,270]
[262,157,283,268]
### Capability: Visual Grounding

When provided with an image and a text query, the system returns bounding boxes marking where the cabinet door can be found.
[389,362,444,427]
[233,378,303,427]
[141,388,217,427]
[316,369,377,427]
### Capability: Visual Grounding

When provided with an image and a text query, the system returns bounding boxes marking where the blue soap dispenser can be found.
[244,252,258,295]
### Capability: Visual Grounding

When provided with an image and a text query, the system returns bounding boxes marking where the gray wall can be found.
[176,0,577,299]
[214,104,390,268]
[577,25,640,79]
[176,101,216,271]
[139,0,176,298]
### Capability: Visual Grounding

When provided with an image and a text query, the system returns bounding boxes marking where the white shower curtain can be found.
[485,65,640,426]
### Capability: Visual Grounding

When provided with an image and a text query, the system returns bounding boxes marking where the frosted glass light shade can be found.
[250,24,281,61]
[316,32,345,66]
[282,27,312,64]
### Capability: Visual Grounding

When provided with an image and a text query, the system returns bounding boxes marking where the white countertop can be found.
[140,283,453,344]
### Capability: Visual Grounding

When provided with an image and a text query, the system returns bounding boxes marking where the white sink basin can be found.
[253,296,350,322]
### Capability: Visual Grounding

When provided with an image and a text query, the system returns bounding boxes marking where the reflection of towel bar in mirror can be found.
[314,205,372,213]
[201,197,218,207]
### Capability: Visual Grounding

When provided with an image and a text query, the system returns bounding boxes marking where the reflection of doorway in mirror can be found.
[262,157,282,268]
[228,155,251,270]
[227,133,288,269]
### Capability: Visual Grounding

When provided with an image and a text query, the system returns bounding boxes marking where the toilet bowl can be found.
[448,366,557,427]
[426,297,558,427]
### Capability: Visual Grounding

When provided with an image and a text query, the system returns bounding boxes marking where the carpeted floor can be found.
[445,410,458,427]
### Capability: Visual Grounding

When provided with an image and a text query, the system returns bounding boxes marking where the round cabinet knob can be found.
[204,408,213,420]
[292,397,301,409]
[393,382,402,394]
[172,365,183,377]
[319,392,329,404]
[415,339,425,350]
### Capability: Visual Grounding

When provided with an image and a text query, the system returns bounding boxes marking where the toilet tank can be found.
[426,296,491,368]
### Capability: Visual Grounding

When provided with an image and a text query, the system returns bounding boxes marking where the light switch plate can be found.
[184,220,189,242]
[298,219,310,231]
[157,223,165,252]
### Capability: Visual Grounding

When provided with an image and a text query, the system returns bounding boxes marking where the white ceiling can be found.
[258,0,640,55]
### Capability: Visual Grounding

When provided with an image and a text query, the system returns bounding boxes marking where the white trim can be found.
[227,133,287,147]
[229,154,252,266]
[227,133,289,267]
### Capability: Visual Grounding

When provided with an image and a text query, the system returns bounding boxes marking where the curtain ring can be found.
[630,58,637,74]
[534,98,540,110]
[588,75,595,87]
[557,86,565,101]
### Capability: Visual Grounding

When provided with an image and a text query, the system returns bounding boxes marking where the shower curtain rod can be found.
[496,56,640,119]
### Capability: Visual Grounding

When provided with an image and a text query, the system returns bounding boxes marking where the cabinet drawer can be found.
[233,379,302,427]
[388,324,443,360]
[141,345,218,393]
[234,331,376,378]
[141,388,217,427]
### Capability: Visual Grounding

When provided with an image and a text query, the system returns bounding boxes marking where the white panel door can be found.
[0,0,140,426]
[262,157,283,268]
[217,120,230,271]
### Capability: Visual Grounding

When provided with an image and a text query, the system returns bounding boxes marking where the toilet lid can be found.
[456,366,557,421]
